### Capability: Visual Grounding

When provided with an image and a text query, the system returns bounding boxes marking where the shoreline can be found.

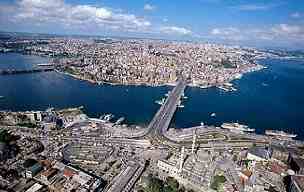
[55,69,178,88]
[1,106,303,142]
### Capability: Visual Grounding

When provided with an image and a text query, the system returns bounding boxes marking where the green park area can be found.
[210,175,227,192]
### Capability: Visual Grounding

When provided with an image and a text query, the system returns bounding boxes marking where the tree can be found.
[0,130,12,143]
[163,186,175,192]
[166,177,179,191]
[145,177,163,192]
[232,154,238,162]
[210,175,227,191]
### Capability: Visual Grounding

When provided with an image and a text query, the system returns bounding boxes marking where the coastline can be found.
[55,69,178,88]
[1,105,303,142]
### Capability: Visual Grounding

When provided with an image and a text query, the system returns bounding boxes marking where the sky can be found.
[0,0,304,49]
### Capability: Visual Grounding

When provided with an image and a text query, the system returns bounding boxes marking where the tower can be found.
[192,129,197,163]
[191,129,197,154]
[179,146,185,173]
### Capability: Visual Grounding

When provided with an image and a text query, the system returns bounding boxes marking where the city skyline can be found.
[0,0,304,49]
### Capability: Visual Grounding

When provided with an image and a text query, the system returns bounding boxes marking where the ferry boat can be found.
[165,91,171,97]
[103,114,114,122]
[37,63,53,67]
[199,85,209,89]
[177,100,184,108]
[217,83,237,92]
[265,130,297,138]
[235,73,243,79]
[221,122,255,132]
[155,98,166,105]
[115,117,125,125]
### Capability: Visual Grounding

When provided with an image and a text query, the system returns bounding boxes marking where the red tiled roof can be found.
[63,167,76,177]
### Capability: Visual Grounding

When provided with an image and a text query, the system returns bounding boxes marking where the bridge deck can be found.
[0,68,54,75]
[147,80,186,137]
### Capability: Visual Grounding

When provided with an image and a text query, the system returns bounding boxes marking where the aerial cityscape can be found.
[0,0,304,192]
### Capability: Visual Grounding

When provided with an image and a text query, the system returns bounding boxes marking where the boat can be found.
[103,114,114,122]
[0,96,4,99]
[115,117,125,125]
[155,98,166,105]
[37,63,53,67]
[265,130,297,138]
[177,100,184,108]
[200,122,204,126]
[217,85,230,92]
[221,122,255,132]
[235,73,243,79]
[199,85,209,89]
[217,83,238,92]
[165,91,171,97]
[210,113,216,117]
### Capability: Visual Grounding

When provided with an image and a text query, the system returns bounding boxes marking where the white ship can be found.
[265,130,297,138]
[165,91,171,97]
[210,113,216,117]
[235,73,243,79]
[103,114,114,122]
[177,100,184,108]
[221,122,255,132]
[155,98,166,105]
[114,117,125,125]
[217,83,237,92]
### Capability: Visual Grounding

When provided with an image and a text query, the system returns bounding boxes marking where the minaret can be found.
[191,129,197,154]
[179,146,185,173]
[192,129,197,163]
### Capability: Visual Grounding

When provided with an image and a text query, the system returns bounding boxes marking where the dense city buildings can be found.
[0,103,304,192]
[1,37,266,89]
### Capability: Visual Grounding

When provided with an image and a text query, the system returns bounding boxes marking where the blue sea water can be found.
[0,53,303,139]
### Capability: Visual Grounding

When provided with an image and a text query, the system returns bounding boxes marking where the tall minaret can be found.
[179,146,185,173]
[191,129,197,154]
